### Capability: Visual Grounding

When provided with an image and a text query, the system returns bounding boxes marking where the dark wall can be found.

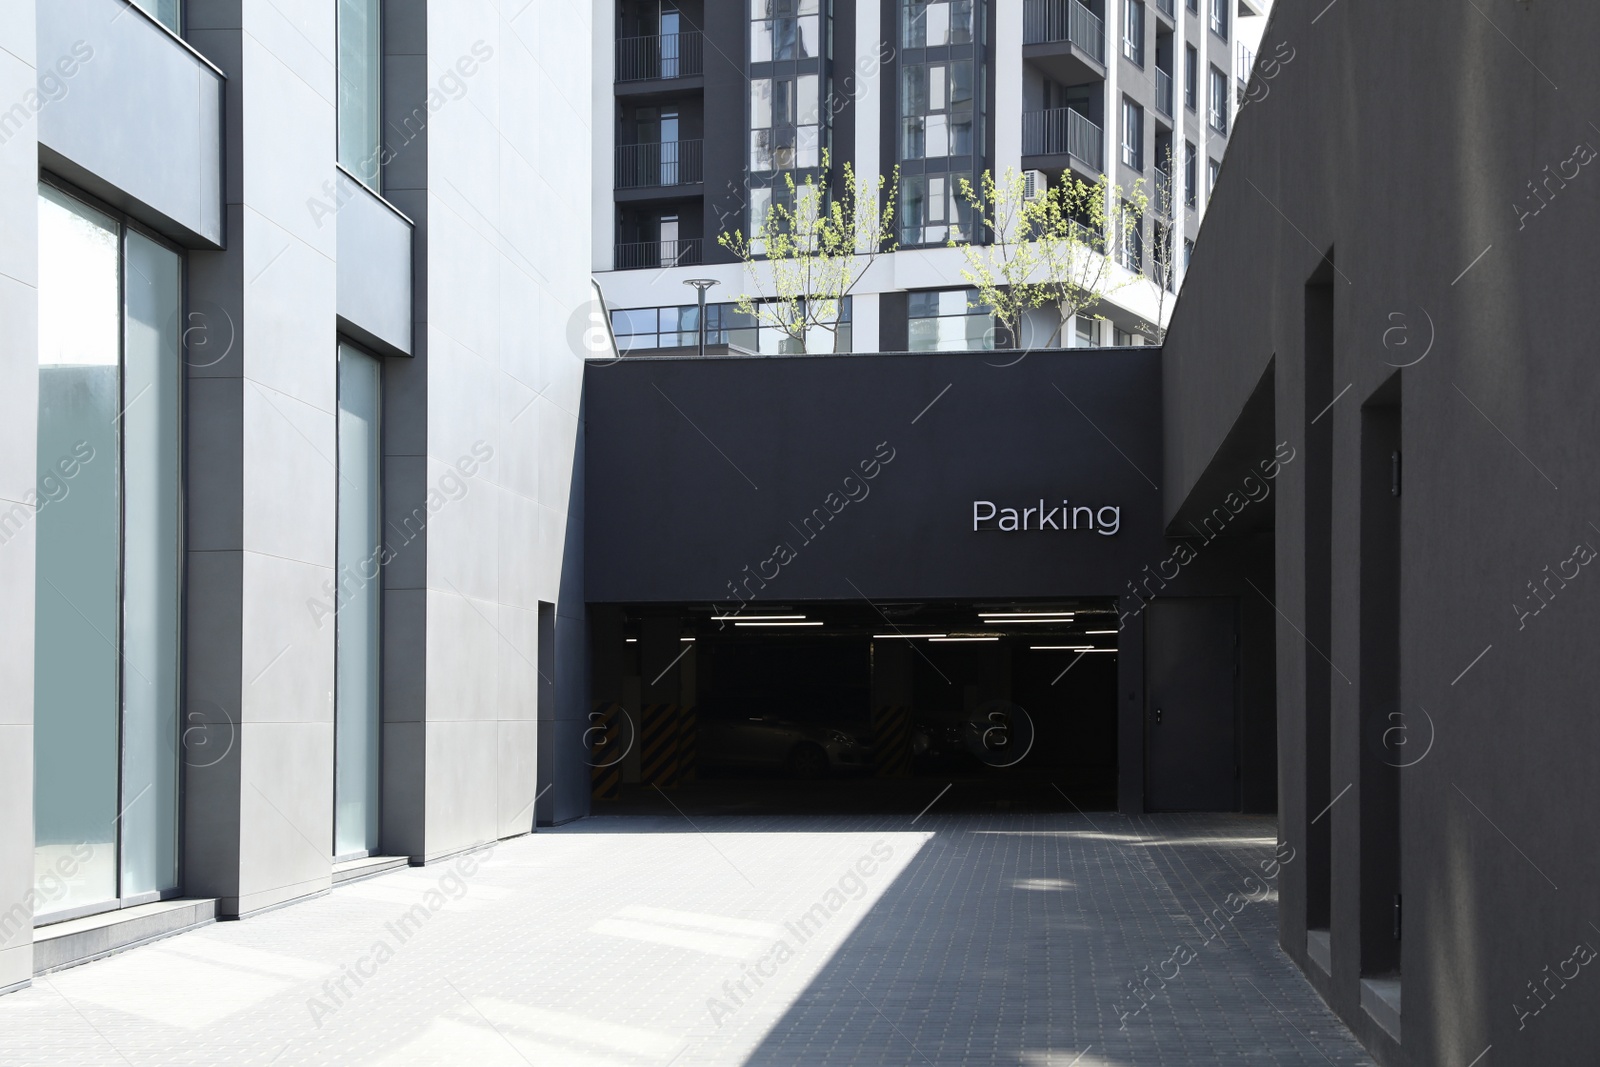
[1161,3,1600,1064]
[584,349,1278,813]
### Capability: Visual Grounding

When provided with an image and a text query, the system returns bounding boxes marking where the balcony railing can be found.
[615,140,704,189]
[614,238,703,271]
[1021,0,1106,65]
[1155,68,1173,117]
[1021,108,1104,170]
[617,32,704,82]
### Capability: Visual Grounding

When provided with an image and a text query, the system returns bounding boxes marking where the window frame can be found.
[1122,0,1146,67]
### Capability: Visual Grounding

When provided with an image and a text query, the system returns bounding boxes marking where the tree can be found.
[718,151,899,354]
[951,167,1150,355]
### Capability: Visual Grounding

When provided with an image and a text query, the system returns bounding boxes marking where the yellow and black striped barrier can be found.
[676,704,698,782]
[873,705,912,778]
[640,703,681,787]
[589,702,626,800]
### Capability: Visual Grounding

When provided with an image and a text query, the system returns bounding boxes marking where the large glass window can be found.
[1185,44,1197,111]
[901,0,975,47]
[901,172,972,246]
[908,289,995,351]
[1185,140,1198,208]
[35,185,182,919]
[1210,0,1229,39]
[335,345,383,859]
[338,0,383,190]
[750,73,821,171]
[131,0,181,33]
[752,0,821,60]
[901,61,975,160]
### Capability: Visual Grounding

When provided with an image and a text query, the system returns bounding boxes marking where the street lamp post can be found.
[684,278,719,356]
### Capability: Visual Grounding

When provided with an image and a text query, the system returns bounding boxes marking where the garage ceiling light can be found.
[983,618,1079,625]
[1030,645,1094,651]
[625,638,637,643]
[733,620,824,626]
[714,614,807,621]
[873,633,947,639]
[979,611,1075,619]
[930,635,1001,642]
[1086,629,1120,634]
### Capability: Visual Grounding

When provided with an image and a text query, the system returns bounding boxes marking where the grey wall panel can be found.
[37,0,223,247]
[335,171,413,356]
[1160,3,1600,1063]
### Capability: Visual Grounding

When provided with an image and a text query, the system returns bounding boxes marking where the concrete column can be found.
[1116,598,1147,813]
[0,0,40,990]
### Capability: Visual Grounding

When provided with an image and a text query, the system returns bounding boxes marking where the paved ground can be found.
[0,811,1374,1066]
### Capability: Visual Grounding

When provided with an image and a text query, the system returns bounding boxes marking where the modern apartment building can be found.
[0,0,594,989]
[592,0,1269,354]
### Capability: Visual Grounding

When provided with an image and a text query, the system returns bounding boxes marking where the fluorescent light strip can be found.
[873,634,947,639]
[982,618,1080,625]
[681,637,695,642]
[625,638,637,643]
[1030,645,1095,651]
[1086,630,1120,635]
[734,621,824,626]
[713,614,807,621]
[979,612,1076,619]
[930,636,1001,642]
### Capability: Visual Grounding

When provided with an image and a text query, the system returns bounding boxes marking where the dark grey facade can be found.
[1161,2,1600,1063]
[583,348,1279,814]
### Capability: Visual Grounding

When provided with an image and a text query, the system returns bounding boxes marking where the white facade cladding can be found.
[0,0,593,988]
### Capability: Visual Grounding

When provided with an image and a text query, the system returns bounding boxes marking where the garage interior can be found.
[589,601,1122,815]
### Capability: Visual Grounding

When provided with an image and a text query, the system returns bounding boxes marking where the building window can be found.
[1208,157,1220,199]
[1184,237,1194,269]
[1187,0,1197,11]
[131,0,181,32]
[1119,205,1143,272]
[1210,0,1228,39]
[902,0,976,48]
[750,73,822,171]
[752,0,821,61]
[335,344,383,860]
[34,183,183,918]
[902,61,975,160]
[901,173,972,245]
[1185,44,1197,111]
[1122,0,1145,66]
[337,0,383,190]
[909,289,995,351]
[1209,65,1229,134]
[1121,98,1144,171]
[1074,315,1100,347]
[1184,140,1197,208]
[1113,325,1136,346]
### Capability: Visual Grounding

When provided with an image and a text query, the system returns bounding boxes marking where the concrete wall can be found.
[0,0,40,994]
[1161,2,1600,1063]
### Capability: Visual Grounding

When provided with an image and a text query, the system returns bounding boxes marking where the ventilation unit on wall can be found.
[1023,169,1048,202]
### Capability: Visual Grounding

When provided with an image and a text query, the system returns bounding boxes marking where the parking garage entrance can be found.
[589,600,1122,815]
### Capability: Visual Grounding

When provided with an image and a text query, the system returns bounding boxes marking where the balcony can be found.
[617,32,704,83]
[615,140,704,189]
[1021,108,1104,171]
[614,238,703,271]
[1022,0,1106,65]
[1155,68,1173,117]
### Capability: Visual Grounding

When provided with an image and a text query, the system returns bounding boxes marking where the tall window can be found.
[1209,65,1229,133]
[1210,0,1228,39]
[1187,0,1197,11]
[1185,44,1197,110]
[338,0,383,190]
[34,184,182,919]
[335,345,383,859]
[131,0,181,32]
[1208,157,1220,199]
[752,0,821,60]
[1184,140,1197,208]
[1122,0,1145,66]
[908,289,995,351]
[1120,211,1143,273]
[750,74,820,170]
[901,61,975,159]
[1121,98,1144,171]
